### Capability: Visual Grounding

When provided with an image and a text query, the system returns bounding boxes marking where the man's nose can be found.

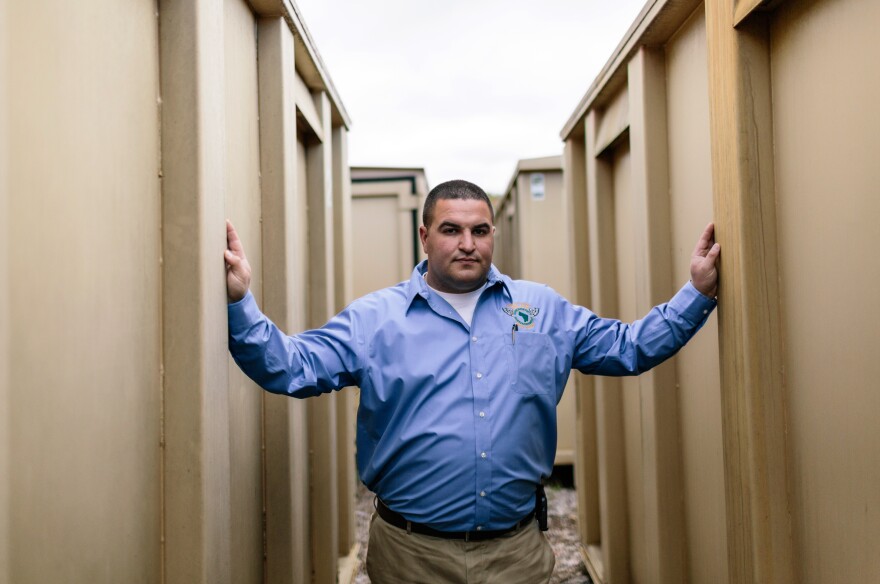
[459,231,476,251]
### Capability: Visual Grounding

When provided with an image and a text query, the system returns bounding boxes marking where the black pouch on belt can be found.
[536,483,548,531]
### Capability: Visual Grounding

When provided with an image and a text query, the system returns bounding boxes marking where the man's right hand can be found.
[225,219,252,303]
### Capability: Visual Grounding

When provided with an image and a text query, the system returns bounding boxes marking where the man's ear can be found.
[418,224,428,253]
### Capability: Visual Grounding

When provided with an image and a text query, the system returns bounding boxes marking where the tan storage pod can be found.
[494,157,578,467]
[562,0,880,583]
[0,1,357,582]
[350,167,429,297]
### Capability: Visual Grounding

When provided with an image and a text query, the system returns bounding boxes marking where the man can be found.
[225,179,720,583]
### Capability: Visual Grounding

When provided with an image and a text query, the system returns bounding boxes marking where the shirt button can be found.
[476,526,482,531]
[480,491,486,497]
[703,309,708,315]
[475,372,483,379]
[472,336,478,342]
[481,452,487,459]
[479,411,485,418]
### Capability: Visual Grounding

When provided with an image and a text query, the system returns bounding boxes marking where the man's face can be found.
[419,198,495,293]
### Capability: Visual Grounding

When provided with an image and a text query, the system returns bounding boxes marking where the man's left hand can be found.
[690,222,720,298]
[225,219,252,303]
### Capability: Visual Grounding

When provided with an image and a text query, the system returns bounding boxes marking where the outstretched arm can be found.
[690,222,721,298]
[225,217,362,396]
[571,222,720,376]
[225,219,252,303]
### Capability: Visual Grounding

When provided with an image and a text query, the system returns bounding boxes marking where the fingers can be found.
[224,248,241,267]
[226,219,244,255]
[693,222,715,257]
[225,219,252,299]
[695,239,720,275]
[688,221,720,297]
[705,241,721,265]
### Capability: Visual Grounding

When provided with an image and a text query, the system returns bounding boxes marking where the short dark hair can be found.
[422,180,495,227]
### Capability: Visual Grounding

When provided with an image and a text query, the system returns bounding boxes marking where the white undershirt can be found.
[425,276,488,327]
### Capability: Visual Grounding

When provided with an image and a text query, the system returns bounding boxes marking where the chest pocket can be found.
[507,331,555,395]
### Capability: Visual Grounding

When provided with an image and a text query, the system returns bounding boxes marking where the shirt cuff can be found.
[668,281,717,324]
[227,290,262,334]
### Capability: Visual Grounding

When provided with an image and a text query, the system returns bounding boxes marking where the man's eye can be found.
[474,229,488,236]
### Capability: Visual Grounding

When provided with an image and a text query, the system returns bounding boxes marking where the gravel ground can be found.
[353,481,592,583]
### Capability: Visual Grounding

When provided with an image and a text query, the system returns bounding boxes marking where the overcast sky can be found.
[295,0,646,195]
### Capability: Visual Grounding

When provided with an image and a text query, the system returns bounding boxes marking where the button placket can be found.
[470,321,492,528]
[466,317,496,530]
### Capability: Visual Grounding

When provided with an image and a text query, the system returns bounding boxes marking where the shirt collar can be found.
[405,260,510,308]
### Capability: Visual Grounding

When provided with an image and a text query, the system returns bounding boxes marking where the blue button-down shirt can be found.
[228,261,716,531]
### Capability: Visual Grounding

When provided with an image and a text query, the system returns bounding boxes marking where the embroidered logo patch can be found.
[503,303,540,329]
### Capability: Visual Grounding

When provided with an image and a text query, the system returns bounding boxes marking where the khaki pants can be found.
[366,513,555,584]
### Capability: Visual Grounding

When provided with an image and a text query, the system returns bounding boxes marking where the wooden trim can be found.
[256,21,300,330]
[554,450,575,466]
[627,47,687,584]
[627,48,674,311]
[159,1,232,581]
[334,389,357,555]
[580,544,606,584]
[594,362,628,584]
[256,17,311,584]
[350,181,411,200]
[573,375,600,545]
[502,155,564,197]
[0,0,10,576]
[561,0,704,140]
[564,138,590,311]
[704,3,795,582]
[337,542,361,584]
[562,0,662,139]
[307,394,339,584]
[248,0,283,17]
[512,174,527,273]
[734,0,765,25]
[595,87,630,157]
[397,201,416,280]
[248,0,351,129]
[306,91,336,327]
[294,72,324,143]
[564,136,602,548]
[264,397,310,584]
[332,127,353,311]
[585,110,619,358]
[282,0,350,128]
[585,110,630,584]
[305,90,340,584]
[734,0,788,27]
[733,0,788,27]
[331,126,357,556]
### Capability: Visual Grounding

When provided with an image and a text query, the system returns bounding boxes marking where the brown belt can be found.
[376,499,535,542]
